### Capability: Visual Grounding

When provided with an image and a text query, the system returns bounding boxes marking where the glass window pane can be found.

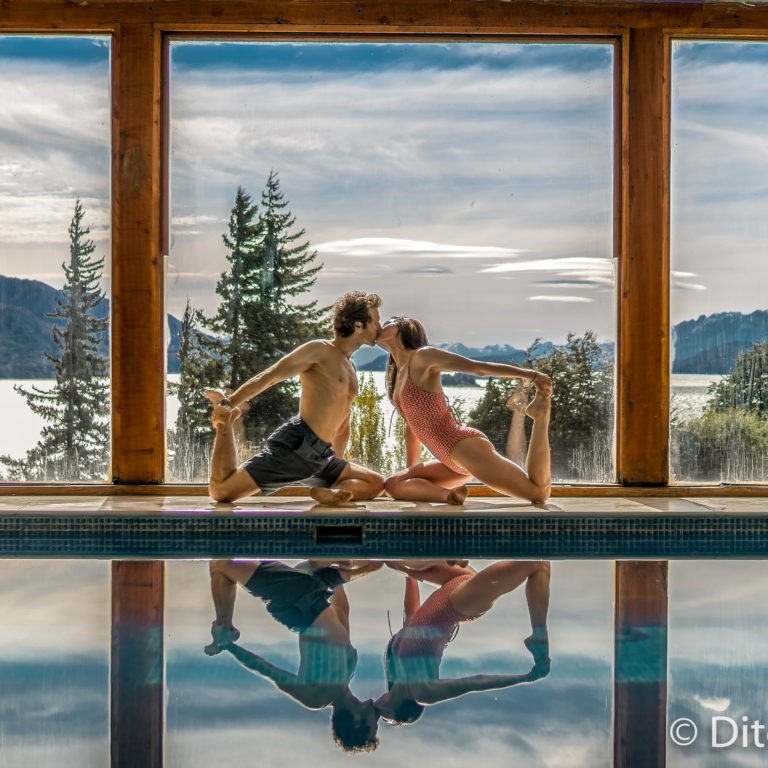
[670,41,768,483]
[0,36,112,482]
[0,560,110,764]
[166,42,615,485]
[165,559,613,765]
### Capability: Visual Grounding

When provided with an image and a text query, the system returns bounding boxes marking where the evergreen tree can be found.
[468,332,614,481]
[173,175,330,470]
[1,200,109,480]
[168,298,215,481]
[207,186,262,389]
[706,334,768,415]
[234,172,328,446]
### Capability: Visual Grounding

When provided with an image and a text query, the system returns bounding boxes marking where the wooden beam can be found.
[614,561,668,768]
[111,561,164,768]
[112,22,166,483]
[618,26,669,485]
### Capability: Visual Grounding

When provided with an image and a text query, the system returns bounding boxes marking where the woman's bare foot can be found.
[309,487,358,508]
[446,485,468,505]
[524,631,551,679]
[525,391,551,421]
[204,621,240,656]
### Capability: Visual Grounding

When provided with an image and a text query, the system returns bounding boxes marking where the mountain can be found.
[4,274,765,378]
[0,275,185,377]
[672,310,768,374]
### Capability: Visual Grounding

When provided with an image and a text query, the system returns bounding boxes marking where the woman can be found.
[374,560,550,725]
[376,317,552,504]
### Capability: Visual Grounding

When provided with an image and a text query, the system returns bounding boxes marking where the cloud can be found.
[527,295,594,303]
[399,265,454,275]
[693,695,730,713]
[316,237,524,260]
[480,256,614,276]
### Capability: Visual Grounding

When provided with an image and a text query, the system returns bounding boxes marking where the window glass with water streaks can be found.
[0,36,112,483]
[166,42,616,485]
[670,41,768,484]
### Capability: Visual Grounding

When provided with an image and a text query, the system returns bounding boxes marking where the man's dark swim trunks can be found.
[242,416,348,495]
[242,561,346,632]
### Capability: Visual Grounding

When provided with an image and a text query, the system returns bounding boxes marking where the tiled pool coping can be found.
[1,495,768,558]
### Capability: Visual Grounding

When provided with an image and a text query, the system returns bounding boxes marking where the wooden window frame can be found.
[2,2,768,496]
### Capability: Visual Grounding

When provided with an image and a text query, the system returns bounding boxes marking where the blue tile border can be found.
[1,512,768,558]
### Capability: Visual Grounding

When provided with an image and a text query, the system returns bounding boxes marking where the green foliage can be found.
[705,334,768,416]
[1,200,109,480]
[672,335,768,482]
[347,373,388,473]
[468,332,614,482]
[672,408,768,482]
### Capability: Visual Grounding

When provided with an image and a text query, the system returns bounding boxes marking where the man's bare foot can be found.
[309,487,358,508]
[525,391,551,421]
[446,486,468,505]
[205,390,242,430]
[204,621,240,656]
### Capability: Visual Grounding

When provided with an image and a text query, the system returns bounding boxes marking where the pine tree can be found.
[234,172,328,446]
[1,200,109,480]
[207,186,262,389]
[168,298,215,481]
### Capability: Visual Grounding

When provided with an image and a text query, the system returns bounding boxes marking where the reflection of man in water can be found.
[205,559,381,752]
[375,560,550,726]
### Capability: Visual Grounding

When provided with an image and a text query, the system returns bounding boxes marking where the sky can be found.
[0,37,767,346]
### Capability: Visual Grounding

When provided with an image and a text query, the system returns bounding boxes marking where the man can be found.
[205,559,381,753]
[205,291,385,505]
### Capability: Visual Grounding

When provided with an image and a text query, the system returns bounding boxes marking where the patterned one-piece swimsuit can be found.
[396,363,484,474]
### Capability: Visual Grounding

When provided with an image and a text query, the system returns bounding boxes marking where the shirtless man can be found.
[205,291,385,505]
[205,559,382,752]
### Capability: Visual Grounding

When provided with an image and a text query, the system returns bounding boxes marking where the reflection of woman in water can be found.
[205,559,381,752]
[374,560,550,725]
[376,317,552,504]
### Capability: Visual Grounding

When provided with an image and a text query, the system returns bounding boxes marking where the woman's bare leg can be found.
[384,461,471,504]
[450,560,551,675]
[451,392,551,502]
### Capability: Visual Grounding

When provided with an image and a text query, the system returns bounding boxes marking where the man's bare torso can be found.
[298,340,358,443]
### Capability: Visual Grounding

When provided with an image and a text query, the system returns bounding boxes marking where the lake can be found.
[0,372,723,461]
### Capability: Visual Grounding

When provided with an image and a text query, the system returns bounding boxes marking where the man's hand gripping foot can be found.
[205,389,243,430]
[204,621,241,656]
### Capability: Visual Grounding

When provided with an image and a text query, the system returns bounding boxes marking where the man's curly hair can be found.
[332,292,382,338]
[330,706,380,753]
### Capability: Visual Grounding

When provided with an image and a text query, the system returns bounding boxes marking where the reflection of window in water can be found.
[164,559,613,764]
[0,560,110,763]
[670,41,768,484]
[0,36,112,483]
[166,42,616,485]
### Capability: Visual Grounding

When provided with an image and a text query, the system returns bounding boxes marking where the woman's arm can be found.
[404,422,421,467]
[415,672,534,704]
[418,347,550,387]
[404,575,420,621]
